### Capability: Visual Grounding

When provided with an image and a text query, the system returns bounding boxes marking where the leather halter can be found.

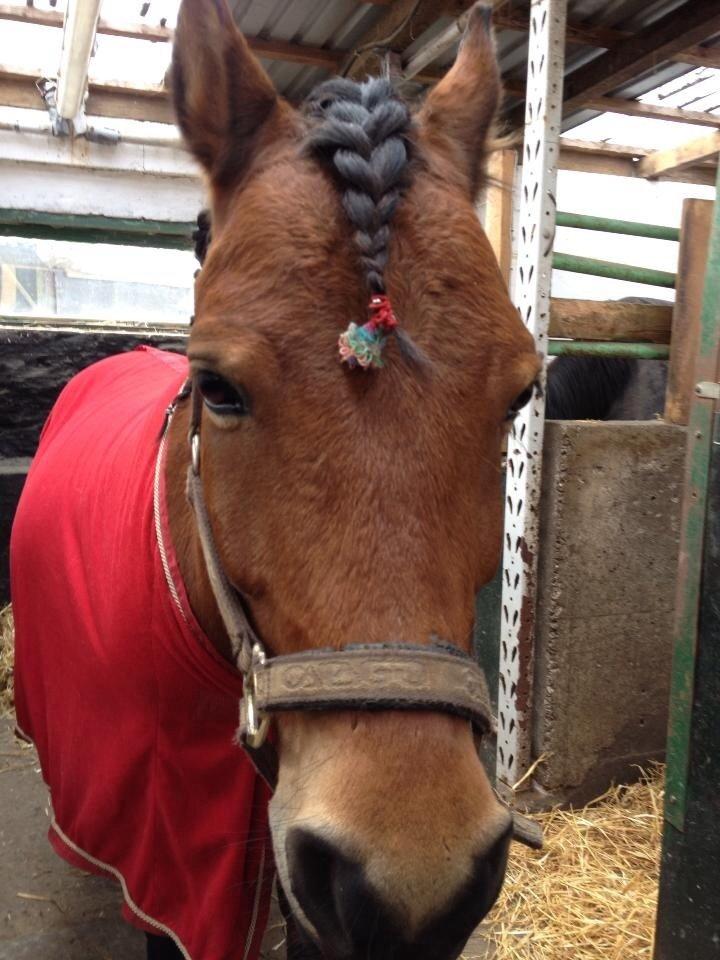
[177,381,542,849]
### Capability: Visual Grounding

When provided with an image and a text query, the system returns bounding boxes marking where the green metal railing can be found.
[556,211,680,243]
[553,210,681,359]
[0,207,681,360]
[548,339,670,360]
[552,252,676,289]
[0,209,195,250]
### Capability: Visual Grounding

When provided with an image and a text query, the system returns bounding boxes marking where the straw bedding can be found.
[481,768,663,960]
[0,603,13,716]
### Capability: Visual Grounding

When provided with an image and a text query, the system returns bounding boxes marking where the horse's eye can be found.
[506,384,535,421]
[197,371,250,416]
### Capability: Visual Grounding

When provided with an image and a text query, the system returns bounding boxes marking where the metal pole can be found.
[498,0,567,792]
[556,211,681,242]
[553,252,677,287]
[0,209,194,249]
[56,0,103,129]
[548,340,670,359]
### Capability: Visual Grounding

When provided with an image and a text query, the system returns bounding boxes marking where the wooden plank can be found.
[557,139,718,187]
[677,45,720,69]
[484,150,515,288]
[639,131,720,180]
[583,97,720,129]
[549,298,672,343]
[665,199,714,425]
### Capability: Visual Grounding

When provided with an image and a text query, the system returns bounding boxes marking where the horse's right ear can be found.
[171,0,293,195]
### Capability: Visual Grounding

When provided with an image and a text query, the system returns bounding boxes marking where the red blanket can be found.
[11,347,272,960]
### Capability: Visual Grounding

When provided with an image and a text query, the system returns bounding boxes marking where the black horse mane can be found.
[192,77,413,293]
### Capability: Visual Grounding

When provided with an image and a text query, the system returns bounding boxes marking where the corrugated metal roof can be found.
[0,0,718,126]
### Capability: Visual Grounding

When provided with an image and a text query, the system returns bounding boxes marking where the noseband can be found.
[174,382,541,849]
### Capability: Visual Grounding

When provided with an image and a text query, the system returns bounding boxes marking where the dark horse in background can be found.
[546,298,669,421]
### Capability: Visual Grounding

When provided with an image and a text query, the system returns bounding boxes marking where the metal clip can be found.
[695,381,720,400]
[190,431,201,475]
[241,644,270,749]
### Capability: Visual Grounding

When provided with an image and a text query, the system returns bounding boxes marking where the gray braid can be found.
[305,77,412,295]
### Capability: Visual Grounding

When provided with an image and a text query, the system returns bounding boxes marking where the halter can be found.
[176,380,541,849]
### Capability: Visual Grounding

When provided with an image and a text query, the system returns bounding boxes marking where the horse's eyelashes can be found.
[197,371,250,417]
[506,384,535,421]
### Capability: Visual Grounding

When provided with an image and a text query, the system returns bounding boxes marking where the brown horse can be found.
[167,0,538,954]
[12,0,539,957]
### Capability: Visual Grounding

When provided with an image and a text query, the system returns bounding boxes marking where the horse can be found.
[10,2,541,959]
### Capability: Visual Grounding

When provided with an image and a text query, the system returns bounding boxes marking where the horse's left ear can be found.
[171,0,296,205]
[418,3,501,199]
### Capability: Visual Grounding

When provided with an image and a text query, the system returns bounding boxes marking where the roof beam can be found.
[0,65,175,124]
[638,129,720,178]
[492,7,720,67]
[557,138,717,186]
[561,0,720,115]
[583,96,720,128]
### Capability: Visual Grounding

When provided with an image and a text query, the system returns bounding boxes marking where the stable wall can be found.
[532,420,685,806]
[0,324,187,603]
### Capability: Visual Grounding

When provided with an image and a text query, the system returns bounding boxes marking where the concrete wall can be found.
[0,324,187,603]
[532,420,685,806]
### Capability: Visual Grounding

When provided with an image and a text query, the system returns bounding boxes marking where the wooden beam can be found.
[0,4,343,69]
[245,37,342,70]
[583,96,720,129]
[557,138,718,186]
[665,199,714,424]
[677,45,720,69]
[484,149,515,288]
[638,130,720,179]
[0,66,175,124]
[561,0,720,116]
[549,299,672,343]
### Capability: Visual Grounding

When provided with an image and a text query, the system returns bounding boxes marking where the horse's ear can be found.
[171,0,294,196]
[418,3,501,199]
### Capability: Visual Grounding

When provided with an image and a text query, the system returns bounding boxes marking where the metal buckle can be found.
[242,643,270,749]
[190,431,201,475]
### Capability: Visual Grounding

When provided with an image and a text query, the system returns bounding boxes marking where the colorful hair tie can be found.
[338,294,399,369]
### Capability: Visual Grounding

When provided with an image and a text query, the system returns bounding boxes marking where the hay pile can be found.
[0,603,14,715]
[485,769,663,960]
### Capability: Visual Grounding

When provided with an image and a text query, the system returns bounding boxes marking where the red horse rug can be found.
[11,346,272,960]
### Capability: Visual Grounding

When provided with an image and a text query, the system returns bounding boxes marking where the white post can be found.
[56,0,102,130]
[497,0,567,792]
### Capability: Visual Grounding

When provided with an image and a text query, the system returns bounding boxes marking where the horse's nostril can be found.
[286,822,512,960]
[286,827,399,960]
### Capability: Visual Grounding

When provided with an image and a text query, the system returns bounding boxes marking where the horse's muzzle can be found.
[285,822,512,960]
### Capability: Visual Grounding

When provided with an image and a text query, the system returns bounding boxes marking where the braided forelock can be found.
[305,77,412,297]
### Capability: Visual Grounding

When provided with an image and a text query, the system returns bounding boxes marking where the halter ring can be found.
[243,644,270,749]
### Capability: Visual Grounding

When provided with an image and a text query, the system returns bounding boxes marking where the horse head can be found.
[168,2,540,957]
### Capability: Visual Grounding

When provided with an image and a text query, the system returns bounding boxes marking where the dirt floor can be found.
[0,716,146,960]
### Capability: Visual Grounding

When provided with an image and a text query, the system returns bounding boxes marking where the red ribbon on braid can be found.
[366,294,398,333]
